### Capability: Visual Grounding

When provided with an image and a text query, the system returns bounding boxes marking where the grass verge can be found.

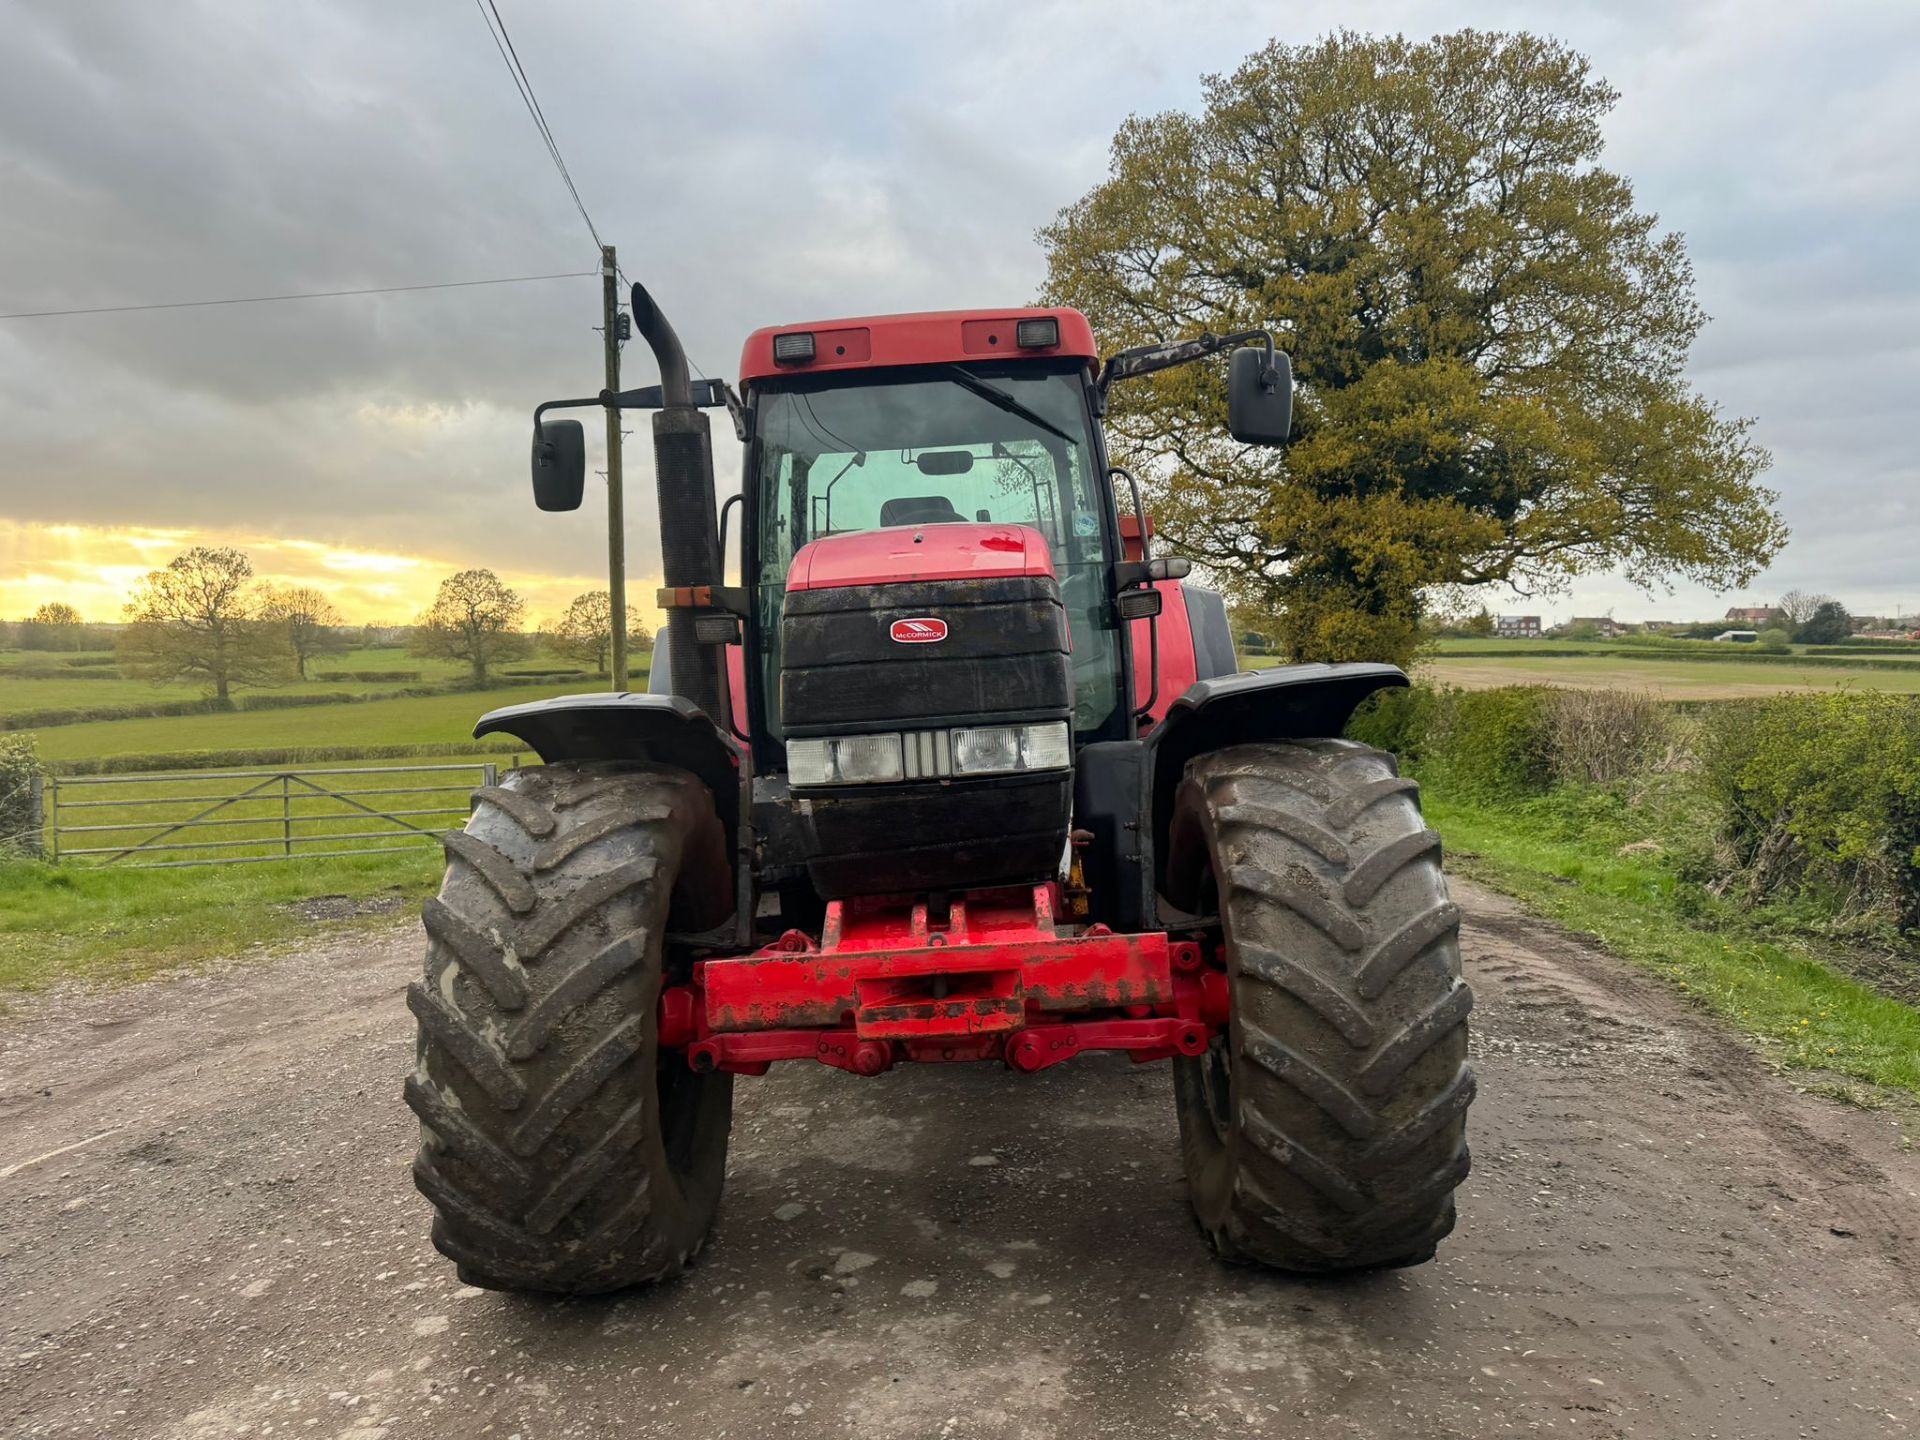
[0,850,439,1002]
[1425,790,1920,1099]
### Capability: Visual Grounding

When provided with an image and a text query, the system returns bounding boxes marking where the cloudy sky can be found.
[1,0,1915,626]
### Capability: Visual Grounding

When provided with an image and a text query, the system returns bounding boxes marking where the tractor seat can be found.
[879,495,965,527]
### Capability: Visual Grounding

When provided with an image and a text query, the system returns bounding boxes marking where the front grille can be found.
[901,728,953,780]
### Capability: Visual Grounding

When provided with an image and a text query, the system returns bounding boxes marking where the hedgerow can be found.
[1354,684,1920,932]
[1,698,230,731]
[1697,694,1920,926]
[0,734,44,853]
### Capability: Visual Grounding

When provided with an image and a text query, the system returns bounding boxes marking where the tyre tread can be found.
[407,764,730,1294]
[1174,739,1474,1273]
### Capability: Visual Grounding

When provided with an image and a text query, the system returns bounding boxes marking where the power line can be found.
[0,270,598,321]
[470,5,717,383]
[3,268,600,323]
[475,0,603,253]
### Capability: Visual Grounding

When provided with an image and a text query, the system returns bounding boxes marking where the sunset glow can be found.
[0,519,638,627]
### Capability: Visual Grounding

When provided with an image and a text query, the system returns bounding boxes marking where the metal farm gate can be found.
[46,761,512,867]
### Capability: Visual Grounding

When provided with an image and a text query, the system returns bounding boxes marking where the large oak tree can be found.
[1042,30,1786,664]
[411,569,530,687]
[118,547,285,702]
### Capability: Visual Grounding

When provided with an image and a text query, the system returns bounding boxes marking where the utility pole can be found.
[601,243,629,691]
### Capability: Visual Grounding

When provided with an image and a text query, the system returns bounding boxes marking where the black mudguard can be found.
[472,692,746,860]
[1076,664,1407,930]
[1147,663,1406,900]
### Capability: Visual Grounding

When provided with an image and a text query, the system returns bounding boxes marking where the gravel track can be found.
[2,879,1916,1439]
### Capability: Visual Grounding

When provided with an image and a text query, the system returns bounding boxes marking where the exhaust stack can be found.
[632,282,730,726]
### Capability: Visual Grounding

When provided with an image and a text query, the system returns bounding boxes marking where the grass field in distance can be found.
[1249,636,1920,698]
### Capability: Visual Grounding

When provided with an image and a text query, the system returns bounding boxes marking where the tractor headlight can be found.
[951,722,1070,776]
[787,733,905,787]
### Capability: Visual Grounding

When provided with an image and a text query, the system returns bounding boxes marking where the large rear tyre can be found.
[405,762,734,1295]
[1166,740,1474,1272]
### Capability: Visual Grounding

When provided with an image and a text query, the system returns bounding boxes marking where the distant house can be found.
[1725,606,1784,626]
[1494,615,1542,638]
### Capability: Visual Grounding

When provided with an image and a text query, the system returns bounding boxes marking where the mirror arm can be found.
[530,381,732,452]
[1097,327,1276,399]
[533,395,604,430]
[722,382,750,443]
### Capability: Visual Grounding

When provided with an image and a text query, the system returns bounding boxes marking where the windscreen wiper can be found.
[943,366,1077,446]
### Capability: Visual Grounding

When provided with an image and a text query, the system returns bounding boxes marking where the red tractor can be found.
[405,292,1473,1293]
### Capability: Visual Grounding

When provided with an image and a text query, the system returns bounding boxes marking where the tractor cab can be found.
[739,323,1121,746]
[730,309,1283,900]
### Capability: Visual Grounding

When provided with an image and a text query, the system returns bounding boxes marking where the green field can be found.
[0,645,606,722]
[1249,639,1920,697]
[0,644,652,991]
[1422,636,1920,657]
[0,646,442,714]
[24,674,642,762]
[8,627,1918,998]
[1421,652,1920,697]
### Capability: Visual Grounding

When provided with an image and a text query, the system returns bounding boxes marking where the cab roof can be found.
[739,307,1097,384]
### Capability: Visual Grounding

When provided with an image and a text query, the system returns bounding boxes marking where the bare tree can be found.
[548,591,652,675]
[118,547,286,702]
[411,569,530,686]
[1777,590,1832,627]
[260,584,348,680]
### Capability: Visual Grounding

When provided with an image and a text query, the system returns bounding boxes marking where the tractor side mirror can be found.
[1226,346,1293,446]
[531,419,587,511]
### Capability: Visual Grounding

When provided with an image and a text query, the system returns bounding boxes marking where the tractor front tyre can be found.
[1167,740,1474,1272]
[404,762,734,1295]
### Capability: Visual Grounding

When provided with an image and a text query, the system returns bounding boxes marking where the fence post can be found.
[25,774,46,860]
[482,763,498,789]
[45,775,57,862]
[282,773,292,857]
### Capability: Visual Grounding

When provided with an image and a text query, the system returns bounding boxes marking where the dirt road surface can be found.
[2,879,1916,1439]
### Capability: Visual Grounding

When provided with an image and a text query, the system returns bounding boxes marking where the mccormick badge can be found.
[889,617,948,644]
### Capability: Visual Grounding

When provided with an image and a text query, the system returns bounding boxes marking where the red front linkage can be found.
[656,884,1227,1076]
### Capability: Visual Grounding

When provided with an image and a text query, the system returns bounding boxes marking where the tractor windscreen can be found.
[752,363,1119,739]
